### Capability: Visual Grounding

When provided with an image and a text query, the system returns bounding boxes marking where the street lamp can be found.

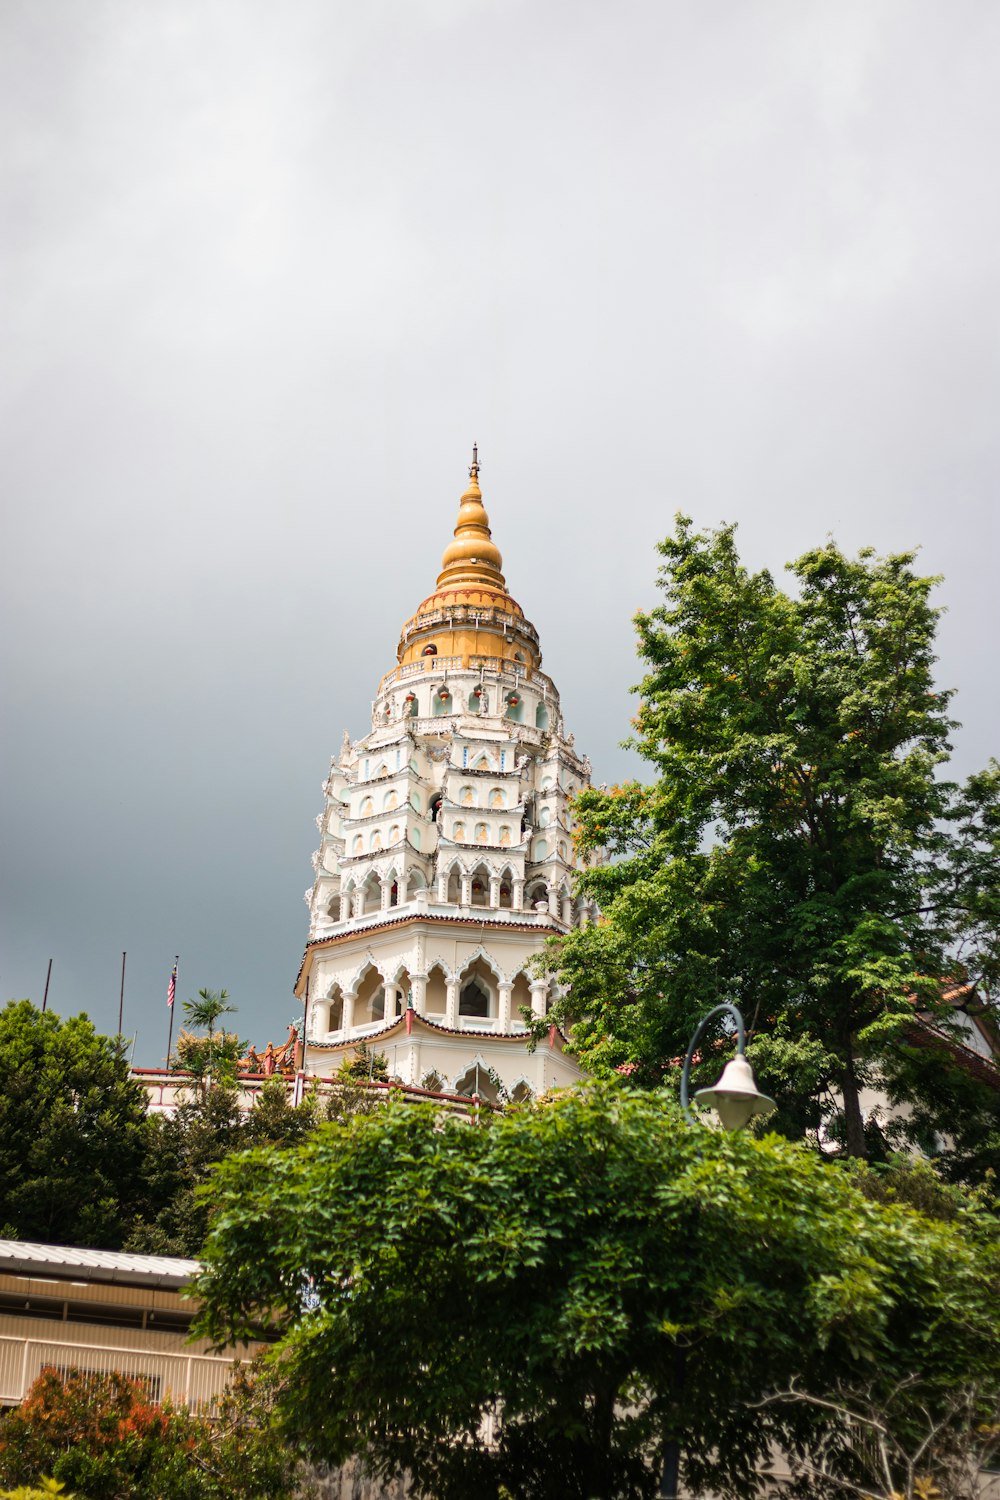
[679,1002,776,1130]
[661,1004,777,1499]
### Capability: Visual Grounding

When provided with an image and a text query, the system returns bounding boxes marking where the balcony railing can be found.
[0,1332,249,1413]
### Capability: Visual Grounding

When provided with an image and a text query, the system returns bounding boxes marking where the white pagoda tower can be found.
[295,451,595,1101]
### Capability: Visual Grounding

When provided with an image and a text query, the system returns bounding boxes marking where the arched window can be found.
[475,822,488,843]
[460,785,474,806]
[329,992,345,1031]
[356,965,384,1022]
[389,824,400,844]
[429,794,442,823]
[459,980,490,1018]
[370,830,382,851]
[360,796,374,817]
[421,643,438,656]
[534,839,549,861]
[535,703,549,731]
[352,835,363,854]
[469,686,484,715]
[539,806,551,827]
[499,825,511,846]
[433,686,451,717]
[454,821,466,842]
[489,787,504,808]
[453,1060,499,1103]
[505,692,524,723]
[384,790,398,811]
[404,691,419,717]
[412,827,422,850]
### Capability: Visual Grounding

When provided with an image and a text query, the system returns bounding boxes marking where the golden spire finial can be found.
[436,445,504,588]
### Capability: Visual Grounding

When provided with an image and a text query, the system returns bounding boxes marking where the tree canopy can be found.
[193,1086,1000,1500]
[0,1001,149,1248]
[541,520,1000,1165]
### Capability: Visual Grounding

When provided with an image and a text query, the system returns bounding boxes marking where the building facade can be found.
[295,451,595,1101]
[0,1238,261,1410]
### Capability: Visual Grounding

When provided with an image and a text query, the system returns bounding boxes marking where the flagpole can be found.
[41,958,52,1013]
[165,956,178,1068]
[118,952,126,1036]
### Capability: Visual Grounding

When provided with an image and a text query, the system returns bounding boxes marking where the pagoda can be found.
[295,451,595,1101]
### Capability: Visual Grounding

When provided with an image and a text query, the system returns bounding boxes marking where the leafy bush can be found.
[0,1365,308,1500]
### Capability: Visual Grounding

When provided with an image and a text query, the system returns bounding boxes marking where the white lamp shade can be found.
[693,1054,776,1131]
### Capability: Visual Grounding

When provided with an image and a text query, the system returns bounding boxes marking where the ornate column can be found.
[409,972,428,1015]
[530,980,548,1020]
[338,889,351,923]
[445,976,460,1028]
[380,876,392,913]
[498,982,513,1031]
[352,888,364,919]
[548,886,561,920]
[489,875,501,909]
[460,873,472,907]
[512,878,524,912]
[312,997,331,1038]
[437,869,449,903]
[562,890,574,926]
[342,991,356,1032]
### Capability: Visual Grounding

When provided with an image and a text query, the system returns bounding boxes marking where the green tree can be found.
[541,521,1000,1161]
[193,1087,1000,1500]
[0,1001,149,1249]
[335,1039,389,1082]
[126,1077,378,1257]
[173,988,243,1085]
[125,1083,248,1256]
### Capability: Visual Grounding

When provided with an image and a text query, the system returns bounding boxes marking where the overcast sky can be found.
[2,0,998,1064]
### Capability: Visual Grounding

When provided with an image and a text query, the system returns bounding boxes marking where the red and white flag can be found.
[167,959,177,1008]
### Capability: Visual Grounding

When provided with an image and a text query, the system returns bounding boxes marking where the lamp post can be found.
[679,1001,775,1131]
[660,1002,776,1499]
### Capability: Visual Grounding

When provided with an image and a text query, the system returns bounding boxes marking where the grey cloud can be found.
[2,0,997,1057]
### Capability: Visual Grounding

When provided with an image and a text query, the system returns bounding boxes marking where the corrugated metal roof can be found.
[0,1239,200,1291]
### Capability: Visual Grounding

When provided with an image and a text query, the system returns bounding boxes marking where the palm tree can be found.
[181,988,238,1084]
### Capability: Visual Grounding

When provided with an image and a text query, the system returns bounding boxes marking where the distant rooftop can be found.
[0,1238,199,1291]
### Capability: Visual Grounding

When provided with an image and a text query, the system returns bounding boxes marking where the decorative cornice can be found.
[296,911,561,992]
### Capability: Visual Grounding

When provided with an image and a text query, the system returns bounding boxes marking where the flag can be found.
[167,959,177,1008]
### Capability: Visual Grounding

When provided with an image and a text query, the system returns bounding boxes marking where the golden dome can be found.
[394,448,542,673]
[435,446,506,589]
